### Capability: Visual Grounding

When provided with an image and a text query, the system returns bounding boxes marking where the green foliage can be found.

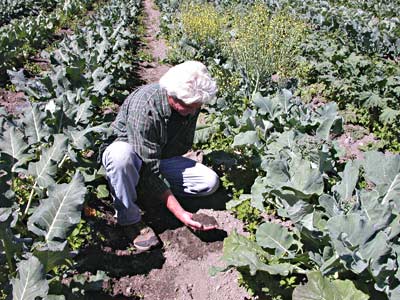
[343,104,400,153]
[180,2,226,47]
[0,0,98,83]
[238,269,296,299]
[230,200,261,236]
[0,0,142,298]
[168,1,306,96]
[156,0,399,298]
[225,3,307,95]
[292,271,369,300]
[12,255,49,300]
[28,172,86,250]
[0,0,57,26]
[67,220,93,251]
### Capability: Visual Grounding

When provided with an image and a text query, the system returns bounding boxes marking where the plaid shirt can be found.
[112,83,199,196]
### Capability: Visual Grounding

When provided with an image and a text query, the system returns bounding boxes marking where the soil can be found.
[78,1,251,299]
[0,89,29,115]
[82,188,250,300]
[192,213,219,227]
[137,0,170,83]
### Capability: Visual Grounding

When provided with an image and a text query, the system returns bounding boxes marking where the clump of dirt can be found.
[192,213,219,227]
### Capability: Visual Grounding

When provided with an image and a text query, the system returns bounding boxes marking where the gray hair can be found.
[159,61,217,105]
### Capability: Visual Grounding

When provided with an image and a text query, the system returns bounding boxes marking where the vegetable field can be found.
[1,0,142,298]
[0,0,399,299]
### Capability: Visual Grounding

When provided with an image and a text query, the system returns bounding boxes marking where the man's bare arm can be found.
[160,190,216,231]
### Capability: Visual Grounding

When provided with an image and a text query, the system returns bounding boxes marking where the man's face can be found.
[168,96,202,116]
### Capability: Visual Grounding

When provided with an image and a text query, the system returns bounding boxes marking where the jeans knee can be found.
[103,141,141,172]
[205,170,220,195]
[192,168,219,196]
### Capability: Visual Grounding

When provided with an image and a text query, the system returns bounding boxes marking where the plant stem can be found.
[23,181,37,218]
[58,154,68,169]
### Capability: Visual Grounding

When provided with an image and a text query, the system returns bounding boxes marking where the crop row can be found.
[0,0,98,83]
[264,0,400,58]
[0,0,141,298]
[0,0,58,26]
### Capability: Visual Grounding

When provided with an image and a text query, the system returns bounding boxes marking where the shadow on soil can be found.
[73,184,231,298]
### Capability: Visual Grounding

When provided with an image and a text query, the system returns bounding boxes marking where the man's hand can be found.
[179,211,217,231]
[182,149,203,163]
[161,189,217,231]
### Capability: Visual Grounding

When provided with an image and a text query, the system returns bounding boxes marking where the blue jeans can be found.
[102,141,220,225]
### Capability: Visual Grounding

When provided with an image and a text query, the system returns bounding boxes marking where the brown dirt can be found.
[137,0,171,83]
[0,89,29,115]
[82,190,250,300]
[192,213,219,227]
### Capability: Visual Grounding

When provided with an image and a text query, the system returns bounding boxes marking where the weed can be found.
[68,220,93,250]
[225,3,307,95]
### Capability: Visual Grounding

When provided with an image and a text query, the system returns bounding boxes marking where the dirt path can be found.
[137,0,170,83]
[102,1,251,299]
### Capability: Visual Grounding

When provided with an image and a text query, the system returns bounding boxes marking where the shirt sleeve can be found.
[127,105,170,197]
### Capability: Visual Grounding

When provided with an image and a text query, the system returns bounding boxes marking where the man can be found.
[102,61,220,251]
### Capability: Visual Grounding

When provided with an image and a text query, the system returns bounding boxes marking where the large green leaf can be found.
[232,130,260,147]
[332,161,359,203]
[363,151,400,195]
[49,97,78,133]
[0,125,31,172]
[67,124,108,150]
[28,172,86,250]
[256,222,296,257]
[249,176,268,211]
[11,255,49,300]
[222,231,295,276]
[92,67,112,95]
[285,200,314,224]
[252,90,294,120]
[315,102,342,140]
[27,134,68,188]
[360,231,392,278]
[194,124,216,144]
[363,152,400,210]
[252,92,275,116]
[34,245,70,273]
[359,190,394,232]
[382,173,400,210]
[266,157,324,199]
[327,214,379,273]
[22,103,49,144]
[292,271,369,300]
[0,215,22,269]
[379,107,400,124]
[318,194,340,218]
[74,100,93,125]
[327,214,376,248]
